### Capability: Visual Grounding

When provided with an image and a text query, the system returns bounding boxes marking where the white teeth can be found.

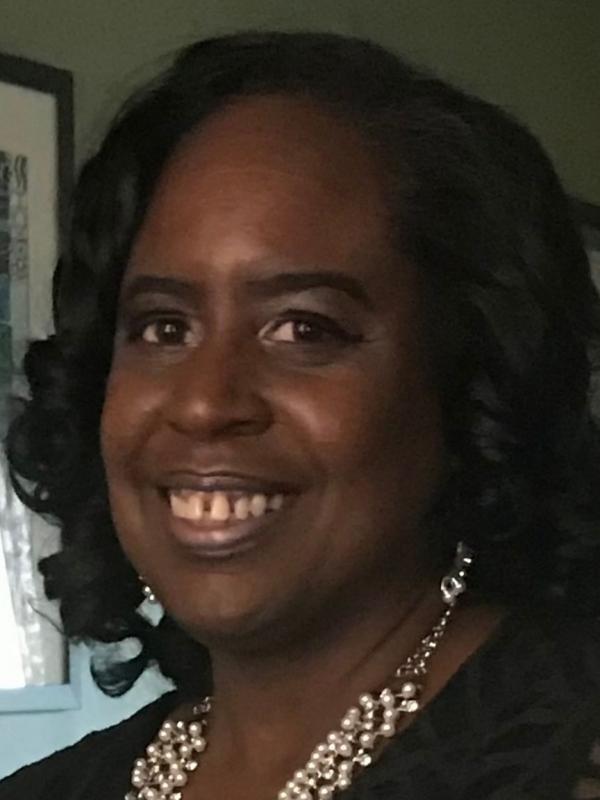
[250,494,267,517]
[168,490,285,522]
[233,496,250,520]
[269,494,284,510]
[169,491,204,520]
[208,492,230,521]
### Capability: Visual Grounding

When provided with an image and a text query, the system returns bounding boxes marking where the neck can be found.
[175,582,504,799]
[202,577,444,772]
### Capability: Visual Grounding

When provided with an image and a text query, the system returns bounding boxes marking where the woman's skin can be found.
[101,94,502,799]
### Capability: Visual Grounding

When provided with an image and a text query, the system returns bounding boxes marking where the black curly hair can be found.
[6,31,600,697]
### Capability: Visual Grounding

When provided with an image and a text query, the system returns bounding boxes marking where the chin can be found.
[161,575,313,655]
[157,575,286,649]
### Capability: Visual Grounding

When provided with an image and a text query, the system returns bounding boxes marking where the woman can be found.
[2,31,600,800]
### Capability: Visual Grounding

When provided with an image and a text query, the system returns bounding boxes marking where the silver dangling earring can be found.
[140,578,157,604]
[441,541,474,605]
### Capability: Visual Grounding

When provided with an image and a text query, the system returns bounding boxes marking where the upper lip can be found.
[158,469,300,496]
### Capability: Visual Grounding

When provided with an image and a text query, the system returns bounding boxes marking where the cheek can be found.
[288,361,444,566]
[99,366,164,568]
[275,364,443,585]
[279,360,440,477]
[100,364,160,476]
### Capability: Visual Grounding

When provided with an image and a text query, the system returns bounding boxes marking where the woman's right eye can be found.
[128,315,199,347]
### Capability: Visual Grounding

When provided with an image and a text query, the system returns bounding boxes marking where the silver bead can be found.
[380,688,395,707]
[195,698,211,714]
[131,766,146,778]
[178,743,192,759]
[318,788,333,799]
[400,681,417,699]
[172,770,188,787]
[337,741,353,758]
[341,707,360,730]
[142,583,157,603]
[131,772,146,788]
[188,721,203,737]
[380,721,395,738]
[359,731,375,748]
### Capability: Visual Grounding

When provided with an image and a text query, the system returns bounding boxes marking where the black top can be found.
[2,612,600,799]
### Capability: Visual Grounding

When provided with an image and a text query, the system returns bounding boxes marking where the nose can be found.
[163,339,273,440]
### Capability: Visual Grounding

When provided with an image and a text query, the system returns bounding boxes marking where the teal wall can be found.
[0,0,598,780]
[0,648,171,779]
[1,0,598,203]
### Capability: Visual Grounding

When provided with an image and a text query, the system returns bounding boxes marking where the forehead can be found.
[130,94,395,281]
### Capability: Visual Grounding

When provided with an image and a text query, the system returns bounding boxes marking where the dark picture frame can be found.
[0,51,73,379]
[0,52,76,711]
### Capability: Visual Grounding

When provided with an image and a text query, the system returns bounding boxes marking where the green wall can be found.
[1,0,598,203]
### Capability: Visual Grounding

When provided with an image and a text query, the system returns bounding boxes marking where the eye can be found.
[260,311,361,345]
[131,315,198,347]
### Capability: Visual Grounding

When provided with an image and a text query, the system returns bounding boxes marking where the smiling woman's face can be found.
[101,94,444,650]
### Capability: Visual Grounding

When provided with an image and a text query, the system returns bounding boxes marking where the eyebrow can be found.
[120,275,195,306]
[246,271,372,308]
[120,270,373,308]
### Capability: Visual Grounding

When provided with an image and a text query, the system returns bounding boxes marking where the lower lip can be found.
[160,496,292,559]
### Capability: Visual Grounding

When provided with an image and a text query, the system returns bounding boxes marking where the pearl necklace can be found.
[126,544,473,800]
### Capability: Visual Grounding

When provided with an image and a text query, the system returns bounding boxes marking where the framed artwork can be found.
[0,52,75,711]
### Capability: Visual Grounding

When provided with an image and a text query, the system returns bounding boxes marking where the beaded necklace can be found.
[127,544,472,800]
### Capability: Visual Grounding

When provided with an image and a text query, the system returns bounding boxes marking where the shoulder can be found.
[452,610,600,738]
[443,611,600,797]
[484,610,600,693]
[0,692,178,800]
[357,611,600,799]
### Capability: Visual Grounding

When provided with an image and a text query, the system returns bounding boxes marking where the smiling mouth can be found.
[169,489,284,522]
[160,487,291,557]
